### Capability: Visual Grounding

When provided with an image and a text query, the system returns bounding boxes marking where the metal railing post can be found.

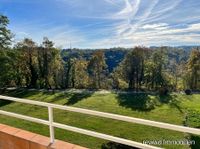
[48,106,55,143]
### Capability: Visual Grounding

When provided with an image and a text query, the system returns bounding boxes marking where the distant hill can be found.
[61,48,128,72]
[61,46,198,73]
[150,45,200,51]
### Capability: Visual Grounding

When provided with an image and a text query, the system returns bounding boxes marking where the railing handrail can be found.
[0,95,199,149]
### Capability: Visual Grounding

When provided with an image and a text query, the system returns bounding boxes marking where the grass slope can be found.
[0,89,199,149]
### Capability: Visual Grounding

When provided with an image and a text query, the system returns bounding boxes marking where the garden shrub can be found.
[102,142,138,149]
[159,87,169,96]
[185,89,192,95]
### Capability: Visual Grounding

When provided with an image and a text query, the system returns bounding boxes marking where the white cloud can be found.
[141,23,168,30]
[8,0,200,48]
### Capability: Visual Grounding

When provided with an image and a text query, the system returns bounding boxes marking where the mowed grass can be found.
[0,89,199,149]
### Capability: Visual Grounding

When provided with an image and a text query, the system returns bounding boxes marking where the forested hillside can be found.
[0,15,200,92]
[61,48,127,72]
[61,46,193,73]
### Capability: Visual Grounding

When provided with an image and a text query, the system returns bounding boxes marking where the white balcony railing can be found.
[0,95,200,149]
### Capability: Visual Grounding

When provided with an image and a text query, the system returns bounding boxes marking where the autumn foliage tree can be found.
[185,48,200,90]
[88,51,108,89]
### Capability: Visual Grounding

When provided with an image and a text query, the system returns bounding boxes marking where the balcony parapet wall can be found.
[0,123,87,149]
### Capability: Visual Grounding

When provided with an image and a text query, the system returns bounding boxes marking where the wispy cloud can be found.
[141,23,168,30]
[2,0,200,48]
[89,0,200,48]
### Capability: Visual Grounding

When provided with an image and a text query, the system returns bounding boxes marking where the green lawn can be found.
[0,89,199,149]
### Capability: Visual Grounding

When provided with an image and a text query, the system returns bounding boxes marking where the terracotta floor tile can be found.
[73,145,88,149]
[14,129,37,140]
[0,124,7,130]
[1,126,20,135]
[31,134,51,146]
[50,140,75,149]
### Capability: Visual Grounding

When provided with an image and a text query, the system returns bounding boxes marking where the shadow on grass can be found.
[41,92,78,103]
[116,93,157,111]
[102,142,139,149]
[158,95,173,103]
[190,135,200,149]
[37,90,95,105]
[0,100,13,107]
[2,88,39,98]
[65,92,94,105]
[0,89,33,107]
[159,94,183,113]
[1,88,95,106]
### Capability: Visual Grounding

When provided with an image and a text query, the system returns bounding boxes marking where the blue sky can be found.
[1,0,200,48]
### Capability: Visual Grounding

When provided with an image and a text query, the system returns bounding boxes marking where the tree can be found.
[0,15,12,49]
[0,15,14,89]
[14,38,38,88]
[150,48,167,89]
[13,37,63,89]
[164,48,188,91]
[111,65,128,89]
[61,57,76,89]
[186,49,200,90]
[88,50,107,89]
[38,37,62,89]
[0,49,18,88]
[122,47,147,90]
[143,48,168,90]
[51,48,63,89]
[144,60,156,90]
[74,60,89,88]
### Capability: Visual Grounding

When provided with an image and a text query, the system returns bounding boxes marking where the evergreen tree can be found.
[0,15,12,49]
